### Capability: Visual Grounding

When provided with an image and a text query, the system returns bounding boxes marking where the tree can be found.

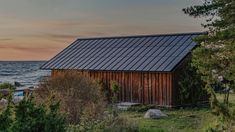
[178,57,206,106]
[183,0,235,130]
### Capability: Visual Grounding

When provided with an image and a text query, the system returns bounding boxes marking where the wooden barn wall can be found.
[51,70,173,106]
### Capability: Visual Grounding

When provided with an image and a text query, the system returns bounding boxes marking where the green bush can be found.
[0,83,15,90]
[0,95,66,132]
[0,104,13,130]
[111,81,120,104]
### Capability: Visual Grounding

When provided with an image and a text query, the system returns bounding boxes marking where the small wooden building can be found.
[41,32,205,107]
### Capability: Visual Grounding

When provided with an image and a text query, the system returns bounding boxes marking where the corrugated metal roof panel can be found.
[41,32,206,71]
[55,40,99,69]
[149,57,169,71]
[43,40,85,69]
[135,57,155,71]
[130,57,149,71]
[164,55,186,71]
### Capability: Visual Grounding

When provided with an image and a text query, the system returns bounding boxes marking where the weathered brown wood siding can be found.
[52,70,174,106]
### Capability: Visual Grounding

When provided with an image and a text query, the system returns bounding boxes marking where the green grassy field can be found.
[121,108,215,132]
[120,93,235,132]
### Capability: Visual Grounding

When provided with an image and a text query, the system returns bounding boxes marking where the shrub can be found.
[34,72,107,125]
[0,83,15,100]
[35,73,139,131]
[0,83,15,90]
[111,81,120,104]
[0,95,66,132]
[0,103,13,130]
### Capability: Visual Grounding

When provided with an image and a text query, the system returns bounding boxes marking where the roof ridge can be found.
[76,31,207,40]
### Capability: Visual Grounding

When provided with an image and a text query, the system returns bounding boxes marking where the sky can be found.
[0,0,204,61]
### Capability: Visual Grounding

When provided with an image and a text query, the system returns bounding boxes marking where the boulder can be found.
[14,81,23,87]
[144,109,167,119]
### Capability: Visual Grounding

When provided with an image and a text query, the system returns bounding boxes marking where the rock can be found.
[144,109,167,119]
[14,81,23,87]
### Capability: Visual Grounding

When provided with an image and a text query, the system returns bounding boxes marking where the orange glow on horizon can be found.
[0,0,203,60]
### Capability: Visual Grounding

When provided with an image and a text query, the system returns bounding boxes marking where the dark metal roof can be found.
[41,32,206,72]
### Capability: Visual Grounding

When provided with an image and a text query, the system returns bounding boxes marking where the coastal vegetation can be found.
[34,73,138,131]
[0,87,66,131]
[1,83,234,132]
[0,75,139,132]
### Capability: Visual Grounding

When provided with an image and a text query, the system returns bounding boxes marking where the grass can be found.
[120,93,235,132]
[121,108,215,132]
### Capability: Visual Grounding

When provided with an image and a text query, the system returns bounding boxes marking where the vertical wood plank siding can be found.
[52,70,173,106]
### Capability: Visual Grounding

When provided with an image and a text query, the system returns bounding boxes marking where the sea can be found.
[0,61,50,89]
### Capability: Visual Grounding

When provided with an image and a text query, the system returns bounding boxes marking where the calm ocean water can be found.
[0,61,50,89]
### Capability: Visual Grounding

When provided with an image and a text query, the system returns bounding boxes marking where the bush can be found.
[111,81,120,103]
[0,104,13,130]
[0,95,66,132]
[0,83,15,90]
[35,73,140,131]
[35,72,107,125]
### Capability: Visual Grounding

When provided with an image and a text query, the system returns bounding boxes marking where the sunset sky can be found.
[0,0,204,61]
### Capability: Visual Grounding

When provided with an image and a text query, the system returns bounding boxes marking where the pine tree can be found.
[183,0,235,130]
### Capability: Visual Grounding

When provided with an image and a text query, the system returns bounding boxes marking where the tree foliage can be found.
[178,58,206,106]
[183,0,235,130]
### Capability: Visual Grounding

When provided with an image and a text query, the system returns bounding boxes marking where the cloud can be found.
[0,44,54,52]
[0,38,13,41]
[28,33,78,40]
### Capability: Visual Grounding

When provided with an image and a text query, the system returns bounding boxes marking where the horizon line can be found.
[0,60,47,62]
